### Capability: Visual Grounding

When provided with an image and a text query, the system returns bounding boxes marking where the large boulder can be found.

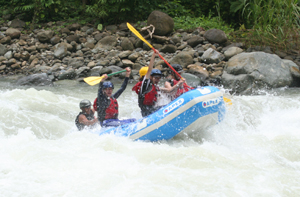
[16,73,53,86]
[121,38,134,51]
[67,23,81,31]
[50,36,61,45]
[54,43,68,59]
[187,64,209,83]
[76,66,90,77]
[222,52,294,95]
[9,19,25,29]
[187,36,204,47]
[147,11,174,36]
[0,44,7,56]
[181,72,201,87]
[118,50,132,59]
[5,28,21,39]
[204,29,227,44]
[37,30,54,43]
[66,34,80,43]
[0,36,11,44]
[224,47,243,60]
[283,59,300,87]
[68,57,85,69]
[170,51,194,68]
[93,36,118,52]
[160,44,177,53]
[56,68,77,80]
[201,48,225,64]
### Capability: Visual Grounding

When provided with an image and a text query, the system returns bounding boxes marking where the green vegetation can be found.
[230,0,300,52]
[173,15,234,35]
[0,0,299,53]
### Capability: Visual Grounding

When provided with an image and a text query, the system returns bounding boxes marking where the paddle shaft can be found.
[153,48,182,79]
[107,69,127,77]
[127,22,182,79]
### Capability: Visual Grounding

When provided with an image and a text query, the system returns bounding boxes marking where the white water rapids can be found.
[0,78,300,196]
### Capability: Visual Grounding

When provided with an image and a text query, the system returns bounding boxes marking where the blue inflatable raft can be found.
[99,86,226,141]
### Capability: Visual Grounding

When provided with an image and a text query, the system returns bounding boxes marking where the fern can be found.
[14,4,35,11]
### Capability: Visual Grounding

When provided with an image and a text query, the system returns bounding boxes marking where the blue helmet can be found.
[103,81,114,89]
[151,69,162,76]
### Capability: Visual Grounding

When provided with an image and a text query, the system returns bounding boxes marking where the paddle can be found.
[84,69,127,86]
[127,22,182,79]
[223,96,232,106]
[127,22,232,105]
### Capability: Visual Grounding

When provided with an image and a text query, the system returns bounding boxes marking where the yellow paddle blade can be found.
[83,76,104,86]
[127,22,154,49]
[223,97,232,106]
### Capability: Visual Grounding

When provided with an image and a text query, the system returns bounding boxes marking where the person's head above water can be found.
[102,81,114,97]
[80,99,91,109]
[168,64,183,80]
[171,64,183,73]
[150,69,162,85]
[79,99,92,114]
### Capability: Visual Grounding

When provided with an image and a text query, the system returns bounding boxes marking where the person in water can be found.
[133,50,185,117]
[164,64,194,100]
[96,67,135,127]
[75,99,99,130]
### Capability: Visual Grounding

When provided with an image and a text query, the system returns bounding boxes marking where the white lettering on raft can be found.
[163,98,184,114]
[202,97,222,108]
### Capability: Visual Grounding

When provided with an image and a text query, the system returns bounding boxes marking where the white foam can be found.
[0,82,299,196]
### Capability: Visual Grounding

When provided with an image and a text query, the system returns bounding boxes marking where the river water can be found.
[0,77,299,196]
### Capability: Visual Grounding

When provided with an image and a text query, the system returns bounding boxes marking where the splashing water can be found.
[0,79,300,196]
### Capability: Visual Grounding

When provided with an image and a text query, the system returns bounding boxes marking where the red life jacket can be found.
[142,84,158,106]
[132,81,142,94]
[173,80,193,98]
[104,97,118,120]
[93,98,98,111]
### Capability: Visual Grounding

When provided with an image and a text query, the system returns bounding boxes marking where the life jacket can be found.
[141,83,158,106]
[170,79,193,98]
[134,81,159,117]
[93,98,98,111]
[104,97,118,120]
[75,111,95,131]
[132,81,142,94]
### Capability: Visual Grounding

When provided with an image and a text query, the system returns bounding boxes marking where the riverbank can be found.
[1,13,300,94]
